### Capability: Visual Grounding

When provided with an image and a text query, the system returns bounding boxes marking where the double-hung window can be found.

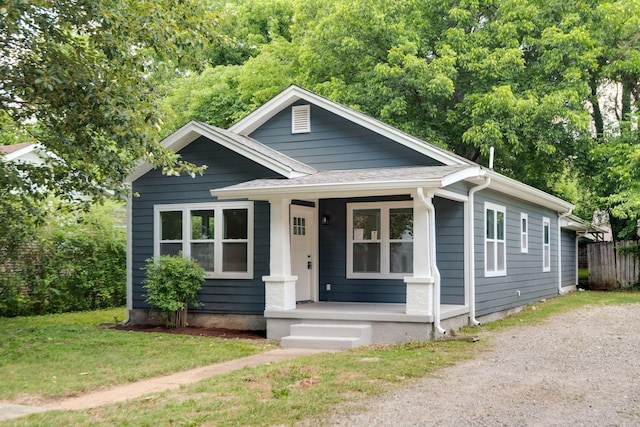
[543,217,551,272]
[485,202,506,277]
[155,202,253,279]
[347,202,413,278]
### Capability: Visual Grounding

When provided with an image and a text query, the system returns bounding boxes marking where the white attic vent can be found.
[291,105,311,134]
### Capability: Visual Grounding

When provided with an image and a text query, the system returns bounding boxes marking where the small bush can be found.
[142,254,204,327]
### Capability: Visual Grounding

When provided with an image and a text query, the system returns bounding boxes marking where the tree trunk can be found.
[589,77,604,141]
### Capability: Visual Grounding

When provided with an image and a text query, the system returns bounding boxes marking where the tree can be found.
[159,0,638,230]
[0,0,223,207]
[580,0,640,238]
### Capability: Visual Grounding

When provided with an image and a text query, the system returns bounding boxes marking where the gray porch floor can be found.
[265,302,468,323]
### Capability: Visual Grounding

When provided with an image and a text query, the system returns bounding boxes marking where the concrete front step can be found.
[280,323,372,350]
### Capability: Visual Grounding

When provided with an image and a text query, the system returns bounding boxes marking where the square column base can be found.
[404,277,434,316]
[263,276,297,311]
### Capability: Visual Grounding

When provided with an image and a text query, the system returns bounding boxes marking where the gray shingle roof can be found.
[214,165,470,192]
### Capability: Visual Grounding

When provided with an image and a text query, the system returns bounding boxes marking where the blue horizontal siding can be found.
[318,196,412,303]
[435,197,465,305]
[317,195,465,304]
[131,136,277,315]
[473,190,560,316]
[250,103,444,170]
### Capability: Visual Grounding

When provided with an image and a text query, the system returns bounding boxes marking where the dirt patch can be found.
[115,324,266,340]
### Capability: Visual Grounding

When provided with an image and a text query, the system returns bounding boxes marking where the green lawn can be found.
[3,291,640,426]
[0,308,272,403]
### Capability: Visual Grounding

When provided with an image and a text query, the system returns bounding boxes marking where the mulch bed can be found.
[116,324,267,340]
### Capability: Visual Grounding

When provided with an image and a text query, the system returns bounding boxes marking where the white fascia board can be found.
[485,170,574,213]
[230,85,471,167]
[3,143,50,164]
[560,216,601,232]
[127,121,301,183]
[211,179,443,200]
[441,166,483,187]
[4,144,35,161]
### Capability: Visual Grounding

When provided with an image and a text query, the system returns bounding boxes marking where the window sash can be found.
[521,213,528,253]
[543,217,551,272]
[154,203,253,279]
[347,202,413,278]
[485,203,506,277]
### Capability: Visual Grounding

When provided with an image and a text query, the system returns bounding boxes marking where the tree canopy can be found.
[0,0,222,202]
[2,0,639,240]
[161,0,639,238]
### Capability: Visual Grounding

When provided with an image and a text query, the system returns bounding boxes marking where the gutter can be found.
[417,188,447,335]
[557,209,573,294]
[468,176,491,326]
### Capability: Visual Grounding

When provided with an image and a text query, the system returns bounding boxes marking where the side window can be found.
[485,202,506,277]
[155,203,253,279]
[543,217,551,272]
[521,213,528,253]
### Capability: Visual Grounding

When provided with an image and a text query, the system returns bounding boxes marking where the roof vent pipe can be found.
[489,146,495,170]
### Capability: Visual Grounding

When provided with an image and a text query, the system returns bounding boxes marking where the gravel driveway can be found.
[320,303,640,426]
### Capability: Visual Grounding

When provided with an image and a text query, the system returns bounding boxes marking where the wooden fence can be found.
[587,241,640,290]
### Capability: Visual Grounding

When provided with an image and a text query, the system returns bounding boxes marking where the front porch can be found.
[266,302,469,346]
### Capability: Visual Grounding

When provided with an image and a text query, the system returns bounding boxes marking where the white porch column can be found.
[405,190,434,316]
[263,197,297,311]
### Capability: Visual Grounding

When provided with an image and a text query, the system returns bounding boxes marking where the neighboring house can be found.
[126,85,592,348]
[0,142,48,165]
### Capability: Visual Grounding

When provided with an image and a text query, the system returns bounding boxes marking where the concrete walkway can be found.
[0,348,331,421]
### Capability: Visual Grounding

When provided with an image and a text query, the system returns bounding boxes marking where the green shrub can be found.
[0,200,126,316]
[142,254,204,327]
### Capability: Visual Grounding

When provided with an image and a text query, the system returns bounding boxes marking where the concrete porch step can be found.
[280,323,372,350]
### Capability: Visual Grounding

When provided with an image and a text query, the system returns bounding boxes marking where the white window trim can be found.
[485,202,507,277]
[521,213,528,253]
[543,216,551,272]
[154,202,254,279]
[291,105,311,133]
[347,201,413,279]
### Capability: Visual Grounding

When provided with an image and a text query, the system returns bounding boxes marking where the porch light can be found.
[322,215,330,225]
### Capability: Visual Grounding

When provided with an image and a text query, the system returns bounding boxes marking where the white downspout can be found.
[557,209,573,294]
[417,188,446,335]
[468,176,491,326]
[124,183,133,325]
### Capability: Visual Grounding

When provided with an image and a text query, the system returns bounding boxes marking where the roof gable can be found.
[229,85,474,167]
[127,121,316,183]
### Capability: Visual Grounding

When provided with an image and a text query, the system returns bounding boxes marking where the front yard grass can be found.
[0,308,272,403]
[3,290,640,426]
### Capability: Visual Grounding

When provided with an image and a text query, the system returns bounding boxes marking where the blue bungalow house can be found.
[126,85,590,348]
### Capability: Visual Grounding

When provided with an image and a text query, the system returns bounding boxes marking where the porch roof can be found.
[211,165,481,199]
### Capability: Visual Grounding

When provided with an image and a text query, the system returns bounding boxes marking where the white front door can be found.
[290,204,315,302]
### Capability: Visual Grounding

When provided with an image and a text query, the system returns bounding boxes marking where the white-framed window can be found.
[485,202,506,277]
[520,213,528,253]
[154,202,254,279]
[543,217,551,272]
[347,201,413,279]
